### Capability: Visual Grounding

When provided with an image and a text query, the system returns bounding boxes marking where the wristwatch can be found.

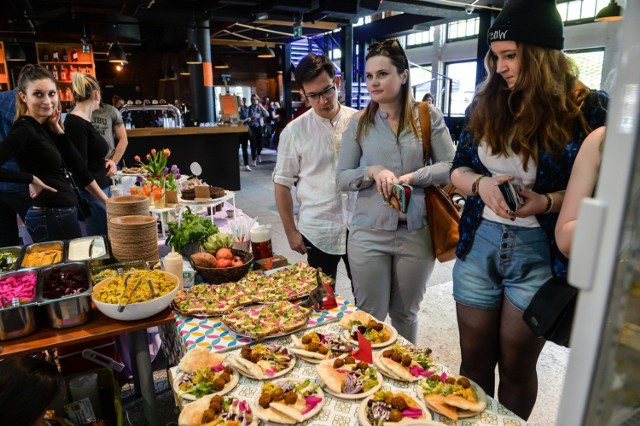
[471,176,485,196]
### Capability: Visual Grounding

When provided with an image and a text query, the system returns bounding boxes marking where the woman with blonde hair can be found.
[64,72,115,236]
[449,0,608,418]
[336,39,455,343]
[0,64,107,242]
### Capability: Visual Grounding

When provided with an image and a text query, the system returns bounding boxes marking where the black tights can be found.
[456,298,546,420]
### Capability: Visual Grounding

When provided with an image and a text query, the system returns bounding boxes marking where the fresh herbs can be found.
[166,207,218,253]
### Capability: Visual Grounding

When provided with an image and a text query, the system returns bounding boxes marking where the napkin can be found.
[322,283,338,310]
[351,331,373,364]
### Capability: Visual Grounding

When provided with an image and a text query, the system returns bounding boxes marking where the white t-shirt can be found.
[273,105,358,254]
[479,141,540,228]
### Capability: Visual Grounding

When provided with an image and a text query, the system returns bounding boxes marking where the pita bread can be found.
[377,356,415,381]
[289,347,329,360]
[316,362,346,394]
[444,394,486,412]
[339,311,373,329]
[231,356,264,379]
[177,393,214,426]
[252,405,298,424]
[269,402,305,422]
[424,395,458,421]
[178,347,226,372]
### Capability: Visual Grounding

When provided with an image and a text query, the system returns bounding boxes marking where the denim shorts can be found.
[452,219,552,311]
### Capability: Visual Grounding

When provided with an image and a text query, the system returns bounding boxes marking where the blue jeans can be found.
[25,206,83,243]
[80,187,110,237]
[453,219,552,311]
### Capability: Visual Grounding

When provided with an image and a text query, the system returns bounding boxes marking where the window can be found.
[566,49,605,90]
[445,61,477,115]
[410,65,433,103]
[407,27,435,47]
[447,18,479,41]
[332,48,342,60]
[353,16,372,27]
[556,0,611,22]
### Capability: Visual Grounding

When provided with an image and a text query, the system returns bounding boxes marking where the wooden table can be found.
[0,308,176,426]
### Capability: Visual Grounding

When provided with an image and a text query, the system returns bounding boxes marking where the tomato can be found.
[216,258,232,268]
[231,256,244,267]
[215,248,233,260]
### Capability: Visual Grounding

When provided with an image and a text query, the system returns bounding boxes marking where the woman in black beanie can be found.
[450,0,608,419]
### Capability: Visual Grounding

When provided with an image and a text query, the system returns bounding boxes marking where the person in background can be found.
[91,96,129,168]
[336,39,455,344]
[556,126,606,258]
[112,94,125,109]
[274,53,358,283]
[0,355,64,426]
[0,88,32,247]
[65,72,115,236]
[421,92,434,104]
[238,96,255,171]
[248,95,269,166]
[0,64,107,243]
[449,0,608,418]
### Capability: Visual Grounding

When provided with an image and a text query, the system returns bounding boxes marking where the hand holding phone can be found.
[387,183,412,213]
[497,181,524,212]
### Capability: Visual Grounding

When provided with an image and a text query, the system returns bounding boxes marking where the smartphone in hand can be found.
[388,183,413,214]
[497,181,524,212]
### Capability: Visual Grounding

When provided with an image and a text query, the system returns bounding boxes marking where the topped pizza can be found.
[418,373,487,421]
[173,282,252,317]
[221,300,310,339]
[239,262,332,303]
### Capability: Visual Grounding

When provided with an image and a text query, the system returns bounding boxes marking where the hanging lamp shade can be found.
[214,58,229,69]
[186,44,202,64]
[257,45,275,58]
[167,66,178,80]
[108,42,127,63]
[595,0,623,22]
[179,62,190,76]
[5,42,26,61]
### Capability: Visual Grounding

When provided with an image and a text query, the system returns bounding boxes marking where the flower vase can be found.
[165,189,178,205]
[154,189,166,209]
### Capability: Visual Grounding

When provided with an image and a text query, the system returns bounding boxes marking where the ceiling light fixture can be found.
[186,21,203,64]
[214,58,229,69]
[257,45,275,58]
[179,62,190,76]
[108,25,127,63]
[167,65,178,80]
[5,42,26,61]
[595,0,624,22]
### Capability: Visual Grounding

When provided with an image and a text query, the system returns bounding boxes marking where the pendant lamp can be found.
[257,45,275,58]
[595,0,623,22]
[5,42,26,61]
[108,42,127,63]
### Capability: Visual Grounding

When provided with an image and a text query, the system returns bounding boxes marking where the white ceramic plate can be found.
[228,353,296,380]
[421,380,487,420]
[343,322,398,349]
[316,360,383,400]
[358,392,432,426]
[252,378,325,424]
[173,367,239,401]
[178,190,232,205]
[178,395,258,426]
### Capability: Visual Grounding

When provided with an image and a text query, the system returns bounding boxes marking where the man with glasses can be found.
[273,53,358,285]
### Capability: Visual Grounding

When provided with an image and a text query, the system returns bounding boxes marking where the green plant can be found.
[166,207,218,253]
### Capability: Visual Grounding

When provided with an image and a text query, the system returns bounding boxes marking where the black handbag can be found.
[523,276,578,347]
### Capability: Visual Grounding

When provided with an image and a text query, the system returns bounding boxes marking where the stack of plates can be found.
[108,215,159,262]
[106,195,150,238]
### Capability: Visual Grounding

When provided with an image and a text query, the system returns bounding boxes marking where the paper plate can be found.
[173,368,239,401]
[358,393,431,426]
[252,378,325,424]
[316,360,383,400]
[421,380,487,420]
[343,322,398,349]
[227,353,296,380]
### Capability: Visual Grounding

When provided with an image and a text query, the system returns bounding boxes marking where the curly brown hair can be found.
[467,43,590,170]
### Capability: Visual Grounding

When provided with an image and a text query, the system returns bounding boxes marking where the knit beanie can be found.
[488,0,564,50]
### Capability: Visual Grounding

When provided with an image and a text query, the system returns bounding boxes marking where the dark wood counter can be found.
[125,126,249,190]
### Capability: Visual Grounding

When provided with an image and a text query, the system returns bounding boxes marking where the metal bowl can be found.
[0,245,25,272]
[0,304,37,340]
[67,235,111,264]
[38,262,93,329]
[21,240,65,269]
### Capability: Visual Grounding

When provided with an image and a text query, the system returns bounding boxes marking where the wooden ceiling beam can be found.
[258,19,338,30]
[210,38,277,48]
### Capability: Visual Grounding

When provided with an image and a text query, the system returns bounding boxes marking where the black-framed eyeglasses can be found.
[304,84,336,103]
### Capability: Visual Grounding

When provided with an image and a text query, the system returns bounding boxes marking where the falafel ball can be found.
[224,366,233,375]
[271,388,284,401]
[384,393,394,405]
[367,320,378,329]
[382,349,393,358]
[401,355,412,367]
[219,372,231,383]
[391,352,403,363]
[344,356,356,365]
[446,377,456,385]
[283,391,298,405]
[391,396,407,411]
[318,345,329,355]
[208,401,222,415]
[212,377,226,391]
[333,358,345,369]
[389,409,403,422]
[306,341,320,352]
[373,322,384,332]
[301,335,312,344]
[250,353,261,363]
[357,361,369,371]
[258,393,272,409]
[211,395,224,407]
[201,409,216,423]
[241,346,252,359]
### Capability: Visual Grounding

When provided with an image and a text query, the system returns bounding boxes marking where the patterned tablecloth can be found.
[161,296,358,365]
[168,321,526,426]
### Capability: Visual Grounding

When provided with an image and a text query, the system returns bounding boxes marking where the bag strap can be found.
[418,102,432,163]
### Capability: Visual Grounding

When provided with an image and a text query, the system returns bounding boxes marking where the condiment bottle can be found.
[164,249,183,290]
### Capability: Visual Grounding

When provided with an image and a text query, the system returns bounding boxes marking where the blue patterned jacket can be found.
[451,91,609,278]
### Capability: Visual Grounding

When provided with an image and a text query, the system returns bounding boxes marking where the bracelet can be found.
[543,193,554,214]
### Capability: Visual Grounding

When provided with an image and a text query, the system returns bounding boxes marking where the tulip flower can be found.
[163,148,171,157]
[134,155,141,162]
[146,154,151,161]
[151,148,157,155]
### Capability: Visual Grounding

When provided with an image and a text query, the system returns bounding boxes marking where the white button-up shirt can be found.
[273,105,358,255]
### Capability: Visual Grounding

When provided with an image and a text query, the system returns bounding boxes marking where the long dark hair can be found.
[467,43,589,170]
[15,64,58,120]
[356,39,419,145]
[0,355,63,425]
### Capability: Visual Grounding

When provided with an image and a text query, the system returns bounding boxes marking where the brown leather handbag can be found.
[418,102,462,262]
